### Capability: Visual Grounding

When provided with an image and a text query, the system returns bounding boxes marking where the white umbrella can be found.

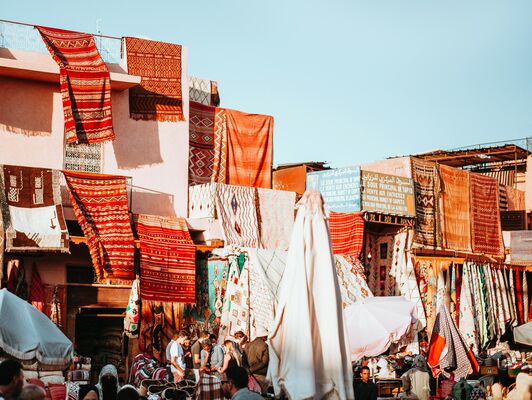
[267,190,354,400]
[0,289,73,367]
[344,296,417,361]
[514,322,532,346]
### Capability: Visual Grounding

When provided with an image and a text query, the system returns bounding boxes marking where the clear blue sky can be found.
[5,0,532,167]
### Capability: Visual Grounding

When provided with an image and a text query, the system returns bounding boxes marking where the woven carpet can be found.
[328,211,364,257]
[0,165,69,252]
[125,37,184,122]
[212,108,228,183]
[334,255,372,308]
[226,109,273,188]
[189,76,220,107]
[469,173,504,257]
[411,158,441,248]
[215,184,260,247]
[256,188,296,250]
[29,267,45,312]
[439,165,471,252]
[37,26,114,144]
[506,186,525,211]
[365,232,396,296]
[135,214,196,303]
[188,183,217,219]
[63,171,135,281]
[189,102,216,185]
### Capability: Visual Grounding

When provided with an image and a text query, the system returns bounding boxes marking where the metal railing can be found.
[0,19,122,64]
[449,136,532,153]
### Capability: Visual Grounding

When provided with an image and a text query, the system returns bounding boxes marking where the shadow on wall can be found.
[0,76,54,136]
[132,189,176,217]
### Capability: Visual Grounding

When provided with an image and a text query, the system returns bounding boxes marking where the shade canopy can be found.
[344,296,417,361]
[0,289,73,367]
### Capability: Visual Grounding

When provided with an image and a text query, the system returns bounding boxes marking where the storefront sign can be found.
[306,166,361,212]
[361,171,415,217]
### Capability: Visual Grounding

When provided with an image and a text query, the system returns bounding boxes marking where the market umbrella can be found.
[0,288,73,367]
[267,190,354,400]
[344,296,417,361]
[514,322,532,346]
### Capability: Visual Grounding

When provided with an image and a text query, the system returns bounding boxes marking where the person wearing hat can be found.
[242,328,270,394]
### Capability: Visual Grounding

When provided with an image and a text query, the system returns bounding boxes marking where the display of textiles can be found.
[135,214,196,303]
[334,256,372,308]
[505,186,525,211]
[0,165,69,252]
[256,188,296,250]
[226,109,274,188]
[212,109,228,184]
[215,184,260,247]
[29,266,45,312]
[189,183,217,219]
[124,279,140,338]
[328,211,364,258]
[469,173,504,257]
[411,158,441,248]
[439,165,472,252]
[182,254,210,332]
[207,255,231,329]
[37,26,114,144]
[189,102,217,185]
[125,37,184,122]
[218,252,247,340]
[189,76,220,107]
[63,171,135,281]
[365,232,396,297]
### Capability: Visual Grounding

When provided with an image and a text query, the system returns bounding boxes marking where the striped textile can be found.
[411,158,441,248]
[212,109,228,184]
[226,109,274,188]
[63,171,135,281]
[37,26,114,144]
[125,37,184,122]
[0,165,69,252]
[469,173,504,257]
[29,267,45,312]
[328,211,364,257]
[439,165,472,252]
[215,184,260,247]
[499,184,508,211]
[189,102,216,185]
[135,214,196,303]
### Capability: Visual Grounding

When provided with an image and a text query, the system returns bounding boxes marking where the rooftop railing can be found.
[0,19,122,64]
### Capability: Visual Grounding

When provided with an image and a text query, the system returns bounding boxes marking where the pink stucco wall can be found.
[0,47,190,217]
[361,156,412,178]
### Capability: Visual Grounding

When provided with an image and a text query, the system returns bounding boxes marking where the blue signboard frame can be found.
[306,166,361,212]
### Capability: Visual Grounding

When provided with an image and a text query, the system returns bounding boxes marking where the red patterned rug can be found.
[63,171,135,280]
[469,173,504,257]
[328,211,364,257]
[125,37,184,122]
[189,102,216,185]
[135,214,196,303]
[37,26,114,144]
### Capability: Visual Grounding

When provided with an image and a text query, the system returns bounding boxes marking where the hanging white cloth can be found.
[267,190,354,400]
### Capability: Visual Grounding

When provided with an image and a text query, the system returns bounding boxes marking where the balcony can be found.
[0,20,140,90]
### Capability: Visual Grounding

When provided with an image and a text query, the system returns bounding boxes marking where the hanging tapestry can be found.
[506,186,525,211]
[29,266,45,312]
[139,300,183,362]
[226,109,273,188]
[439,165,471,252]
[207,255,231,329]
[125,37,184,122]
[124,278,140,338]
[257,188,296,251]
[182,254,211,332]
[415,258,443,334]
[328,211,364,258]
[63,171,135,281]
[459,264,478,353]
[509,230,532,264]
[37,26,114,144]
[411,158,440,248]
[219,253,246,341]
[248,248,287,339]
[212,109,228,184]
[334,255,373,308]
[189,76,220,107]
[0,165,69,252]
[135,214,196,303]
[189,102,216,185]
[365,232,396,296]
[469,173,504,257]
[188,183,217,219]
[499,185,508,211]
[215,184,260,247]
[64,142,103,173]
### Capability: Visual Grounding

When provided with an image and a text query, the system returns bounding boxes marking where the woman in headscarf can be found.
[401,355,431,400]
[96,365,120,400]
[78,385,100,400]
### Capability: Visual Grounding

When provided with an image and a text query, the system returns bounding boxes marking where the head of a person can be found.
[199,331,210,341]
[0,359,24,398]
[360,366,370,383]
[233,331,247,345]
[18,384,46,400]
[412,355,428,372]
[176,330,189,345]
[221,366,248,397]
[223,340,236,354]
[209,334,217,344]
[99,365,118,400]
[202,341,212,352]
[172,333,179,341]
[116,385,139,400]
[78,385,100,400]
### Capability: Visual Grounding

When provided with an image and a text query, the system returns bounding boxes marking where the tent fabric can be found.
[267,190,354,400]
[0,289,72,367]
[514,322,532,346]
[344,296,417,361]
